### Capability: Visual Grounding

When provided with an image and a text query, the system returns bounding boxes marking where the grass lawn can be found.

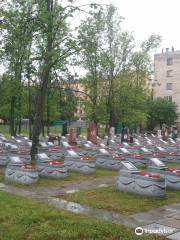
[0,124,63,138]
[0,124,89,138]
[0,167,117,189]
[0,167,5,182]
[166,162,180,168]
[62,186,180,215]
[0,191,165,240]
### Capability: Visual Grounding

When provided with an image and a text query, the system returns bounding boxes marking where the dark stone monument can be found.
[77,127,81,136]
[121,126,129,142]
[62,122,68,136]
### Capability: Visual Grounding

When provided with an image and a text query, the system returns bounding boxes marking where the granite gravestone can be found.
[109,126,115,140]
[87,122,97,144]
[68,128,77,145]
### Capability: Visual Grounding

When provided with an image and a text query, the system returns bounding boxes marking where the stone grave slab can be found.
[158,218,180,229]
[132,212,166,225]
[167,231,180,240]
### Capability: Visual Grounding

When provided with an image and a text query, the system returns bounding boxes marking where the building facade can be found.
[69,82,86,120]
[153,47,180,122]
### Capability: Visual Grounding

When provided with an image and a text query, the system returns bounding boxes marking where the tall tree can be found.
[78,5,105,124]
[78,4,134,129]
[0,0,34,135]
[30,0,56,160]
[103,5,134,129]
[30,0,78,161]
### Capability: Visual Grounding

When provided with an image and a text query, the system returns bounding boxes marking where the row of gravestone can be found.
[5,150,180,198]
[2,131,178,193]
[67,122,128,145]
[68,122,98,145]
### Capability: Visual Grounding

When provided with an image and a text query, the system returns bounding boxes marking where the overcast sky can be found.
[77,0,180,53]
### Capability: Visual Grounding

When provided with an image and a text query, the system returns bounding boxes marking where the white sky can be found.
[76,0,180,53]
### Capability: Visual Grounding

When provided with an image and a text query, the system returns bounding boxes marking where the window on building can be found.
[166,83,173,90]
[167,70,173,77]
[165,96,172,101]
[167,58,173,66]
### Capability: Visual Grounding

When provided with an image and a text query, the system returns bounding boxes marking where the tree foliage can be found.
[147,98,178,130]
[78,5,106,123]
[78,5,161,131]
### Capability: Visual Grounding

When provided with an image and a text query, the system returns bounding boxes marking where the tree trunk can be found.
[10,96,16,136]
[106,76,115,144]
[29,119,32,140]
[18,95,22,135]
[30,0,54,164]
[28,79,32,139]
[105,123,109,135]
[30,68,51,162]
[42,121,45,137]
[47,124,50,136]
[14,123,18,136]
[18,119,21,135]
[47,96,50,136]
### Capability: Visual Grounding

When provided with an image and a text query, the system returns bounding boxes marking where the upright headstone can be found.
[68,128,77,145]
[109,126,115,140]
[62,122,68,136]
[76,127,81,136]
[136,126,140,135]
[121,126,129,142]
[116,123,123,134]
[87,122,97,144]
[172,128,178,140]
[157,129,162,138]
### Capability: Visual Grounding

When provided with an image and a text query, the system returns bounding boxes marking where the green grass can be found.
[0,124,63,138]
[0,124,106,139]
[0,124,89,138]
[0,168,5,182]
[28,168,117,189]
[166,162,180,168]
[62,186,180,215]
[0,168,117,189]
[0,191,165,240]
[0,125,11,138]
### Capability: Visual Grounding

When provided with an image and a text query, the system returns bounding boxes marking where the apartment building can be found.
[153,47,180,122]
